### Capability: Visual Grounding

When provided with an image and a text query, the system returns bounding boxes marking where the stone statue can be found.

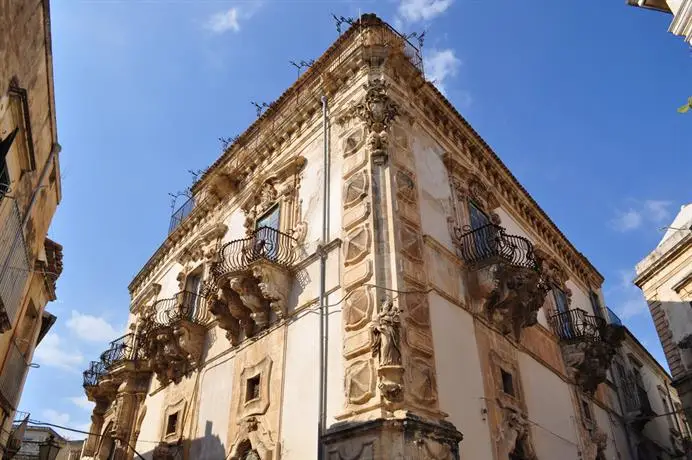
[371,298,402,366]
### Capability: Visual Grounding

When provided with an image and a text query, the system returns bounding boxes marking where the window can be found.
[589,291,603,319]
[183,271,203,318]
[659,388,675,431]
[468,201,489,230]
[0,128,17,200]
[255,205,280,259]
[553,288,569,314]
[165,412,179,436]
[245,375,261,402]
[501,368,515,397]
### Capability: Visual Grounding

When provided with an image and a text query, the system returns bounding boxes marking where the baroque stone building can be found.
[0,0,63,456]
[635,204,692,428]
[80,14,656,460]
[627,0,692,44]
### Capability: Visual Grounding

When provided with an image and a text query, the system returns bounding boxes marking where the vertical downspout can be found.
[317,95,329,460]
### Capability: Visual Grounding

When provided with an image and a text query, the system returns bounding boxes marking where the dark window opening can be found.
[0,128,18,201]
[246,375,261,402]
[501,368,515,397]
[166,412,179,436]
[581,400,592,424]
[509,438,528,460]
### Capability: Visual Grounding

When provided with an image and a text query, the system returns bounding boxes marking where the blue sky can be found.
[20,0,692,438]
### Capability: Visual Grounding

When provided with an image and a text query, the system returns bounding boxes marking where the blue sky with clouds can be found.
[19,0,692,438]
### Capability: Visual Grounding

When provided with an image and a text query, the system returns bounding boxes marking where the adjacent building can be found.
[627,0,692,44]
[13,425,83,460]
[634,205,692,424]
[608,324,690,458]
[80,14,682,460]
[0,0,63,456]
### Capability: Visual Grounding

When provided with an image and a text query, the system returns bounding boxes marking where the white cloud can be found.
[43,409,71,426]
[206,8,240,34]
[68,395,94,411]
[66,310,118,343]
[610,209,643,232]
[398,0,453,22]
[424,48,461,95]
[34,333,83,371]
[608,269,649,321]
[205,2,262,35]
[644,200,672,223]
[610,199,673,233]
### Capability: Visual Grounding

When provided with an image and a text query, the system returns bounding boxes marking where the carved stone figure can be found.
[478,264,548,339]
[499,406,537,460]
[371,298,402,366]
[230,276,269,329]
[252,264,291,319]
[562,324,626,394]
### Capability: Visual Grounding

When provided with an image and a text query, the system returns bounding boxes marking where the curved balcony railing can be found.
[99,333,146,368]
[455,224,539,271]
[83,360,106,388]
[150,290,207,328]
[549,308,606,343]
[211,227,297,281]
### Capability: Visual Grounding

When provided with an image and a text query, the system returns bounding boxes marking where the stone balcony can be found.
[549,308,625,395]
[139,290,208,386]
[207,226,297,345]
[82,332,150,400]
[455,224,547,338]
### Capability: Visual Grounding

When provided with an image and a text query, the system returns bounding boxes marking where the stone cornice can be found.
[635,228,692,287]
[390,79,604,288]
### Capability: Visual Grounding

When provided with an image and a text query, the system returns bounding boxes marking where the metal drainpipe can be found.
[317,95,330,460]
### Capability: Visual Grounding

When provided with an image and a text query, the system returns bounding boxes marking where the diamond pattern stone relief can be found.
[343,226,371,266]
[343,287,374,331]
[345,359,375,405]
[343,171,369,208]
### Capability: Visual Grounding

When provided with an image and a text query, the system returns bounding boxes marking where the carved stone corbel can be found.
[144,320,205,386]
[209,284,255,345]
[476,263,547,339]
[252,264,291,319]
[230,275,269,329]
[498,406,536,460]
[562,325,625,395]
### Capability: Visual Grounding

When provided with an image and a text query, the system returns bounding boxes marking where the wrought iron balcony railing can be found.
[211,226,297,281]
[454,224,539,271]
[150,290,207,328]
[549,308,607,343]
[83,360,107,388]
[99,333,146,369]
[168,196,195,234]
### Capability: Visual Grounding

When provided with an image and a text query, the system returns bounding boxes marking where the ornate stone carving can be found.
[399,224,423,262]
[252,264,291,319]
[395,170,416,202]
[343,171,369,208]
[152,442,183,460]
[409,357,437,404]
[343,226,371,266]
[561,325,625,395]
[339,79,401,133]
[476,263,548,338]
[230,276,269,329]
[229,417,276,460]
[498,406,536,460]
[581,427,608,460]
[143,321,205,386]
[343,287,374,331]
[342,127,365,158]
[345,359,376,405]
[371,299,404,402]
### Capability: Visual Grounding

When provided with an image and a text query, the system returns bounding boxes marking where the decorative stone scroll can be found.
[142,319,205,386]
[476,263,548,339]
[561,324,625,395]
